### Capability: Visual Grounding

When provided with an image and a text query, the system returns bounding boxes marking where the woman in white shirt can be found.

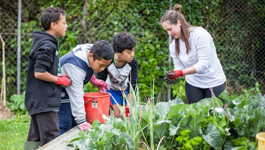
[160,4,226,104]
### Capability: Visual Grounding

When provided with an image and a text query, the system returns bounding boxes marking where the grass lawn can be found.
[0,115,30,150]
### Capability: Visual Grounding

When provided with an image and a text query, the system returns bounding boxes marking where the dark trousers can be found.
[185,82,225,104]
[27,111,60,146]
[58,103,77,135]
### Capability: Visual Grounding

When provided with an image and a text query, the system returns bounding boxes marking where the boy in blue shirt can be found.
[97,32,138,118]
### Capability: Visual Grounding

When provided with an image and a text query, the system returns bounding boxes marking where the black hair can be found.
[90,40,114,60]
[40,7,65,31]
[112,32,136,53]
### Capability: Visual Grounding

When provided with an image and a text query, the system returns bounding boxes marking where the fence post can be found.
[17,0,22,95]
[0,34,6,107]
[167,0,172,101]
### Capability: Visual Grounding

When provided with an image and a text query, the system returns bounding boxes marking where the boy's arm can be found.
[62,64,87,125]
[35,70,71,87]
[31,43,55,73]
[33,45,71,86]
[126,59,138,105]
[128,58,138,91]
[34,45,57,82]
[34,72,57,82]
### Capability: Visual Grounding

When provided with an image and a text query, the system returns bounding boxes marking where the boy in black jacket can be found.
[24,7,71,149]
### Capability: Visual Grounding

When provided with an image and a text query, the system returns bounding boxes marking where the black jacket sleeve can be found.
[128,58,138,91]
[34,43,55,73]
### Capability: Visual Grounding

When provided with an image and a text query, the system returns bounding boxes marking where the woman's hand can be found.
[164,70,183,84]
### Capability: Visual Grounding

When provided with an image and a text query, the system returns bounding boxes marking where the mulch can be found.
[0,106,15,120]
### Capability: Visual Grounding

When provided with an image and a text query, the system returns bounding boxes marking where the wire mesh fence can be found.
[217,0,265,93]
[0,0,19,105]
[0,0,265,103]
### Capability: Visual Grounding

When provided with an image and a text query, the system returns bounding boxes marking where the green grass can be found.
[0,115,30,150]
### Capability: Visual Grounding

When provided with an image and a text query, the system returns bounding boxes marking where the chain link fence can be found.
[0,0,19,106]
[1,0,265,103]
[216,0,265,93]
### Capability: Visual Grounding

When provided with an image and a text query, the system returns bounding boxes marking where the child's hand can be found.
[78,122,92,132]
[90,75,110,92]
[54,75,72,87]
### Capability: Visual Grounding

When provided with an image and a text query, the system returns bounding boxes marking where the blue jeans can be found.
[107,89,128,106]
[58,103,77,135]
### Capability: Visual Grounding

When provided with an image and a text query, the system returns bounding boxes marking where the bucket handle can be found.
[84,98,95,106]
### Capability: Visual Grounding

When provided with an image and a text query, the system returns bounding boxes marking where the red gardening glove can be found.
[167,70,184,79]
[165,70,183,84]
[90,75,110,92]
[54,75,72,87]
[125,107,130,118]
[78,122,92,132]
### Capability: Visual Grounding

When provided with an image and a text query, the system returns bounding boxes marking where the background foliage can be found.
[1,0,265,101]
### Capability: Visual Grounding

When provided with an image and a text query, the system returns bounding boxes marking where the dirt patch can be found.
[0,106,15,120]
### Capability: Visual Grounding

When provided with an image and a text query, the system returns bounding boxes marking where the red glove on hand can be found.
[78,122,92,132]
[167,70,184,79]
[90,75,110,92]
[165,70,184,84]
[54,75,72,87]
[125,107,130,118]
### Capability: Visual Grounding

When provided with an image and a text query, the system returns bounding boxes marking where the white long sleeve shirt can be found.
[169,27,226,88]
[60,44,94,124]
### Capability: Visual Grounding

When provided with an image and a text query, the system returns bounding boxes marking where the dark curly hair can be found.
[40,7,65,31]
[112,32,136,53]
[91,40,114,60]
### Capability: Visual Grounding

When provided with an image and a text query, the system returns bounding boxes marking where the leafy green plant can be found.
[170,78,186,102]
[175,129,210,150]
[7,91,27,114]
[69,119,134,150]
[228,91,265,141]
[67,87,263,149]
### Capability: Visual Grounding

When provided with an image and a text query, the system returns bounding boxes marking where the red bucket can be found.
[84,92,110,124]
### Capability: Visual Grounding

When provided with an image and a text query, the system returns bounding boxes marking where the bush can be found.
[7,92,27,114]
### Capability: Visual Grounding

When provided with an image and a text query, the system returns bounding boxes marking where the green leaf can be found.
[92,119,100,130]
[202,123,223,149]
[154,99,180,119]
[186,109,206,138]
[219,90,230,103]
[166,104,190,120]
[115,132,134,150]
